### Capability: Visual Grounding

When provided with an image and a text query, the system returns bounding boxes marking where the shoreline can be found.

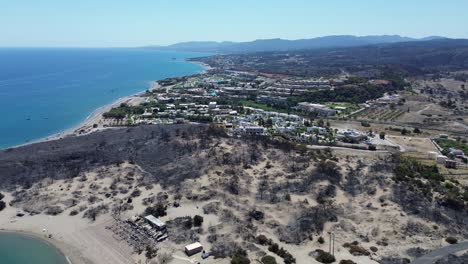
[8,59,211,150]
[0,229,89,264]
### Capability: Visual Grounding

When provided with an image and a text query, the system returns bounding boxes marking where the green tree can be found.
[231,255,250,264]
[261,255,277,264]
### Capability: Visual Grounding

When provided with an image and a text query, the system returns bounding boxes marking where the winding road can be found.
[411,241,468,264]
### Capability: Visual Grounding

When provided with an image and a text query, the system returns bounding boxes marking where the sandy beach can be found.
[0,179,136,264]
[188,61,213,74]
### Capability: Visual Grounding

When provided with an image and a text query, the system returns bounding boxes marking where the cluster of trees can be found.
[294,82,403,104]
[256,235,296,264]
[435,138,468,156]
[393,157,467,211]
[144,203,167,217]
[386,126,422,136]
[103,103,145,119]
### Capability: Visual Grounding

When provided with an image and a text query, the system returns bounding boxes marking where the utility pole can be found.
[332,233,335,256]
[328,232,335,256]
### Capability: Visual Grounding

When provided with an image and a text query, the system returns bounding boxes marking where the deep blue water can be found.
[0,48,207,149]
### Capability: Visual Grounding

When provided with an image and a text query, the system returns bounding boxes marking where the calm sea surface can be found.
[0,48,207,149]
[0,232,68,264]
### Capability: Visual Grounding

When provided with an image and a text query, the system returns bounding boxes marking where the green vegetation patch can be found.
[103,103,145,119]
[240,100,289,113]
[393,157,467,210]
[435,138,468,156]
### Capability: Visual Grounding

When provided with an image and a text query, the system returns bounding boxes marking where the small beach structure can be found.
[144,215,166,231]
[185,242,203,256]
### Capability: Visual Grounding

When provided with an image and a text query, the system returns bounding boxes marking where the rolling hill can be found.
[150,35,446,54]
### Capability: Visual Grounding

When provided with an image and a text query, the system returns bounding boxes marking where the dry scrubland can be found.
[0,125,467,264]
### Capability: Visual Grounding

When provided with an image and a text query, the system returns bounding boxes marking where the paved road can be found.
[411,241,468,264]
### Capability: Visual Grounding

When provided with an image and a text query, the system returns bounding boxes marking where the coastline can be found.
[189,60,213,73]
[9,59,211,150]
[0,229,90,264]
[0,190,134,264]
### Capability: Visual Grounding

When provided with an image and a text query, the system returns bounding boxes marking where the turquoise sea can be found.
[0,48,207,149]
[0,232,68,264]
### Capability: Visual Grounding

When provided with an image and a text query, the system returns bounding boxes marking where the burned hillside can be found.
[0,124,222,189]
[0,125,467,263]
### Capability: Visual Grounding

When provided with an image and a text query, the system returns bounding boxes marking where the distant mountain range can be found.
[193,38,468,77]
[148,35,448,53]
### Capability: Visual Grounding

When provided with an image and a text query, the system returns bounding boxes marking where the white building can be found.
[297,103,337,116]
[144,215,166,230]
[234,122,266,136]
[307,126,327,135]
[209,102,217,108]
[185,242,203,256]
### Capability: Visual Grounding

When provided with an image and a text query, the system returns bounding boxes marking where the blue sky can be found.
[1,0,467,47]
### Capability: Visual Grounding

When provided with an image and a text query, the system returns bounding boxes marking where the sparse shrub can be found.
[83,204,109,221]
[249,210,264,221]
[318,236,325,244]
[45,206,63,216]
[339,260,356,264]
[193,215,204,227]
[144,203,167,217]
[69,210,79,216]
[268,243,279,253]
[261,255,277,264]
[317,185,336,204]
[142,196,155,206]
[231,255,250,264]
[370,246,378,252]
[157,252,173,264]
[343,242,370,256]
[119,187,129,194]
[88,195,98,204]
[89,183,100,190]
[267,242,295,264]
[361,122,370,127]
[184,217,193,229]
[145,245,158,260]
[445,237,458,244]
[315,249,336,263]
[256,235,269,245]
[131,189,141,197]
[0,201,6,211]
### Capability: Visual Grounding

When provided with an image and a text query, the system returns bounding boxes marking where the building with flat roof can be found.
[185,242,203,256]
[144,215,166,230]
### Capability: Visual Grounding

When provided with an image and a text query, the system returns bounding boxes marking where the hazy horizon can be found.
[1,0,468,48]
[0,34,460,49]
